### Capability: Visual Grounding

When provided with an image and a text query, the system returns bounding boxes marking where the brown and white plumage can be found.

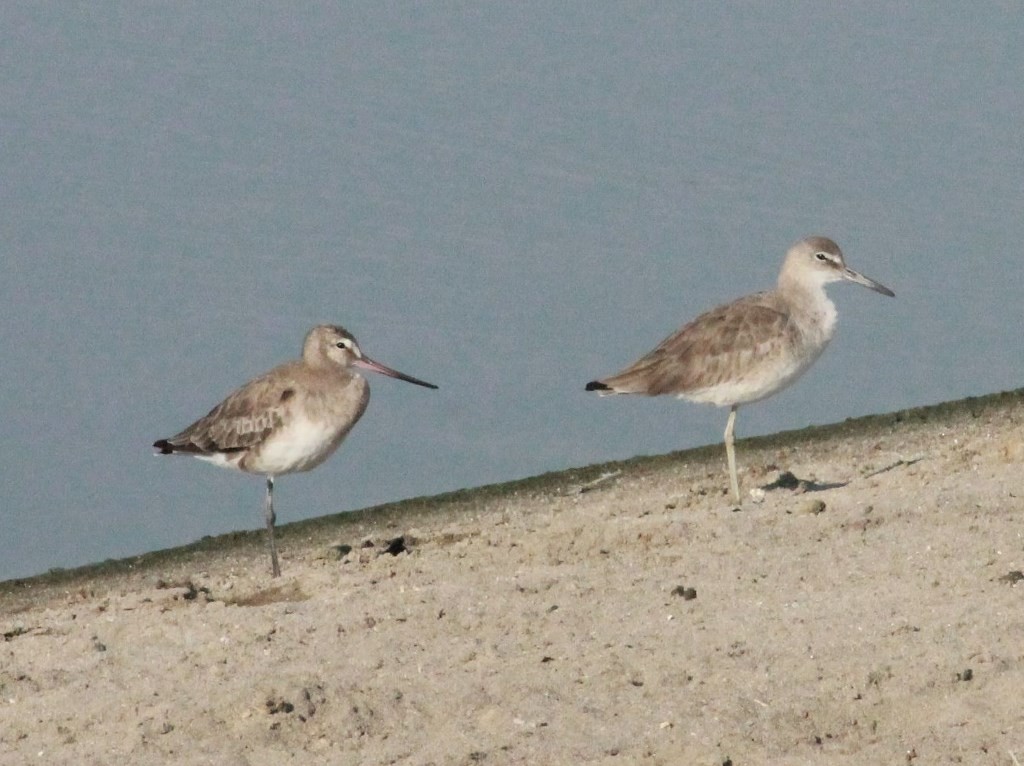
[154,324,437,576]
[586,236,894,501]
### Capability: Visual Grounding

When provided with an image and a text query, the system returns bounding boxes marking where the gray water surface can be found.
[2,4,1021,580]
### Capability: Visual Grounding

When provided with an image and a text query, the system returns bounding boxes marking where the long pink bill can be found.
[354,356,438,389]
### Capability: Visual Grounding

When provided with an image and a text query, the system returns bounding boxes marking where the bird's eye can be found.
[815,252,828,261]
[335,340,349,349]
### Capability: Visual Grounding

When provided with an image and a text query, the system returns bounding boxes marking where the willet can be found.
[154,324,437,576]
[585,236,894,502]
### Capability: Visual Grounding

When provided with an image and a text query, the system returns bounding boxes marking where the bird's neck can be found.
[779,277,838,344]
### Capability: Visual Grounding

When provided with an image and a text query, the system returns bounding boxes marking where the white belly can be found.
[248,416,350,475]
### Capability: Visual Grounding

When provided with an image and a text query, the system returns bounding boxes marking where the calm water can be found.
[2,4,1022,580]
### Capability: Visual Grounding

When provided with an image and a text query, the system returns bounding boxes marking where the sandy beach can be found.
[3,389,1023,765]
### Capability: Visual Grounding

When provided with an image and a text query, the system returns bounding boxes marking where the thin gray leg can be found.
[724,406,741,502]
[265,476,281,577]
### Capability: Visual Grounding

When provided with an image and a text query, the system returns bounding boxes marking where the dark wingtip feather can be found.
[585,380,611,392]
[153,439,174,454]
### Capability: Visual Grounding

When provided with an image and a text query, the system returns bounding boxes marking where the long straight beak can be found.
[354,356,438,389]
[843,267,895,297]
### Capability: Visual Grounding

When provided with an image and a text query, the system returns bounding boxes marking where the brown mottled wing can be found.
[596,294,795,396]
[156,365,299,455]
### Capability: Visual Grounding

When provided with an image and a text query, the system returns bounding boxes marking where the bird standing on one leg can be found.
[586,236,894,502]
[154,324,437,576]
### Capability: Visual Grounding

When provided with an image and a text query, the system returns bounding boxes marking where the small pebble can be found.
[670,585,697,600]
[799,499,827,515]
[329,544,353,559]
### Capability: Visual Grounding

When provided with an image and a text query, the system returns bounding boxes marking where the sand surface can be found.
[3,390,1024,765]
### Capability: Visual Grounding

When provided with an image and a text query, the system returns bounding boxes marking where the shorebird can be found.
[154,324,437,576]
[585,236,894,502]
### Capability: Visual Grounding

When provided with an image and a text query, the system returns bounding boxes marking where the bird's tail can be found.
[153,439,175,454]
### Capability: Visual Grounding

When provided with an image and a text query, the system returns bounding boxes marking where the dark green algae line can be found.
[3,387,1022,595]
